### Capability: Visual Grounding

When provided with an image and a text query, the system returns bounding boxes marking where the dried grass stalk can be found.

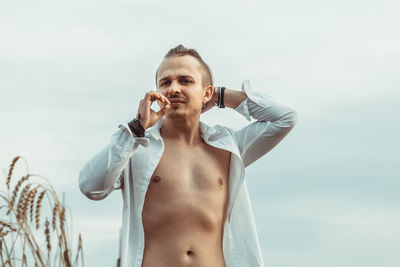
[1,156,85,267]
[29,187,39,223]
[7,174,30,215]
[6,156,20,190]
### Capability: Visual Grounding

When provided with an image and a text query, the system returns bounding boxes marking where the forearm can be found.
[230,80,298,125]
[78,145,121,198]
[232,79,299,167]
[223,88,248,109]
[78,125,148,200]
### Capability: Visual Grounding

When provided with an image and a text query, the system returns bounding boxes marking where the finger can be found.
[153,92,168,103]
[156,103,170,117]
[162,94,170,104]
[155,93,169,105]
[145,91,163,103]
[145,91,160,99]
[154,92,169,103]
[154,93,169,107]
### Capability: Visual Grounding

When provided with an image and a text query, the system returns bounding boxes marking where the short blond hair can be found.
[156,44,213,87]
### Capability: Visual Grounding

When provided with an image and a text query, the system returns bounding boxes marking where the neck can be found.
[160,116,204,146]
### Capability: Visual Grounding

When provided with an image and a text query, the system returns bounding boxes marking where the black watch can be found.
[214,86,226,108]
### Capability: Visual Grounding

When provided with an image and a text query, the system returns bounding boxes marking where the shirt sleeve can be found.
[233,79,299,168]
[78,123,150,200]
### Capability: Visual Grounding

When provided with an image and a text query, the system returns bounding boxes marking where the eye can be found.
[180,79,191,84]
[160,80,170,86]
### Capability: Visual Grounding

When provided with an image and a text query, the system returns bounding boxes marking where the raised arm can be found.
[78,124,149,200]
[78,90,171,200]
[229,80,299,168]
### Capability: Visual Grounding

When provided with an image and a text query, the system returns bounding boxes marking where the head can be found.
[155,44,213,88]
[155,44,214,119]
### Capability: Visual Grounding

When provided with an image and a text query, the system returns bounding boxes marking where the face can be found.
[156,55,213,119]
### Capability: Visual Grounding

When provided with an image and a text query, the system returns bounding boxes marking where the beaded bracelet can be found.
[128,117,145,137]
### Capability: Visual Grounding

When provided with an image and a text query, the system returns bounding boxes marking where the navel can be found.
[186,250,194,256]
[218,177,223,186]
[152,175,161,183]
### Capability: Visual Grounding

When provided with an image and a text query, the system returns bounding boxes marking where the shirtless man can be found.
[79,44,298,267]
[133,45,247,267]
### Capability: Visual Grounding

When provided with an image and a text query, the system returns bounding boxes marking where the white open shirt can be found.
[78,79,299,267]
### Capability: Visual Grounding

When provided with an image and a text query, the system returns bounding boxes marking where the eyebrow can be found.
[159,75,195,84]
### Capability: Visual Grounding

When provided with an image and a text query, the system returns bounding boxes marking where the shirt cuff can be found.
[118,123,150,148]
[233,79,253,121]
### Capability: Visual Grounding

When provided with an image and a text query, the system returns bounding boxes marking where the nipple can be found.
[218,177,223,186]
[153,176,161,183]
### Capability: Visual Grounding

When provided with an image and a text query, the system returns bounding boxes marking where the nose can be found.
[167,81,181,96]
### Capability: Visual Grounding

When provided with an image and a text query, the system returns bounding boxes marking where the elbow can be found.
[78,181,108,201]
[78,169,107,201]
[83,191,108,201]
[280,109,299,128]
[289,110,299,127]
[78,171,92,200]
[78,169,88,196]
[78,167,120,201]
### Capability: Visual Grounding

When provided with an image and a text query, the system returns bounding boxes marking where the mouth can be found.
[169,99,185,104]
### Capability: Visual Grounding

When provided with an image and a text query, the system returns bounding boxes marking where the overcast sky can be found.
[1,0,399,266]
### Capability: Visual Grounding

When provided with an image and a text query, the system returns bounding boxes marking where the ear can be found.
[203,85,214,103]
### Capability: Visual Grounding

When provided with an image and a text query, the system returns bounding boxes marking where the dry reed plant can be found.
[0,156,84,267]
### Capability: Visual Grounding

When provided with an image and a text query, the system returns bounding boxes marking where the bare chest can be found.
[142,139,232,232]
[150,141,230,198]
[141,139,232,266]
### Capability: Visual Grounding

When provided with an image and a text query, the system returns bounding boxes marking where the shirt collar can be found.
[147,116,220,141]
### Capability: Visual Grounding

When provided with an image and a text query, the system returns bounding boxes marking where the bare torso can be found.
[141,136,231,267]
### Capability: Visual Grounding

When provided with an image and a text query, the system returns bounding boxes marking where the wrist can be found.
[128,118,145,137]
[213,86,225,108]
[213,86,220,106]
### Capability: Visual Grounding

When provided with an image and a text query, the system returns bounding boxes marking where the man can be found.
[78,44,299,267]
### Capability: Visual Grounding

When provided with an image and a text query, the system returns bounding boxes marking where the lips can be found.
[169,99,185,103]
